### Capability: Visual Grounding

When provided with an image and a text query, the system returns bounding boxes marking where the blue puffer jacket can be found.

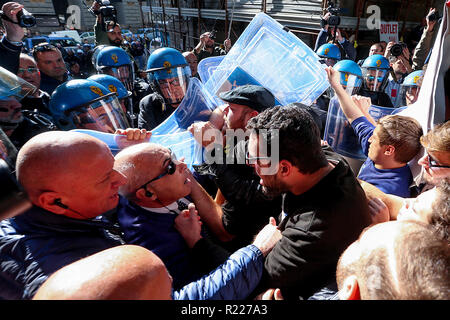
[0,205,123,300]
[174,244,264,300]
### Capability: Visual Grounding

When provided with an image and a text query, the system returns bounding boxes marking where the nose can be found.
[417,153,428,167]
[112,170,128,188]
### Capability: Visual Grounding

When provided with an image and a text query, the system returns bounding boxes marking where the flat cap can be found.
[218,85,275,112]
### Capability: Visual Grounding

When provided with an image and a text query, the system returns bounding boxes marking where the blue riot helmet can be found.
[88,74,135,126]
[49,79,129,133]
[333,59,363,95]
[95,46,135,92]
[146,47,191,105]
[361,54,391,92]
[316,43,341,67]
[400,70,424,106]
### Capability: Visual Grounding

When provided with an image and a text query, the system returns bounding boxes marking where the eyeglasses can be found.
[17,67,39,75]
[428,154,450,169]
[245,151,271,166]
[138,150,177,191]
[32,43,56,53]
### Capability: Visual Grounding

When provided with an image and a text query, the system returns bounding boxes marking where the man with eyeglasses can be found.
[17,53,51,116]
[114,143,232,290]
[32,42,69,96]
[244,105,371,300]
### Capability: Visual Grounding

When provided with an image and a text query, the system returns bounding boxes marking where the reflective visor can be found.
[68,94,129,133]
[340,72,363,95]
[362,69,388,92]
[157,67,190,105]
[99,65,134,92]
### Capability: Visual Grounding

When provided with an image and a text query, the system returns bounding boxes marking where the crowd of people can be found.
[0,0,448,301]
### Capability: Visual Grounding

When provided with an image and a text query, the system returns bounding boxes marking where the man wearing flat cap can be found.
[189,85,283,252]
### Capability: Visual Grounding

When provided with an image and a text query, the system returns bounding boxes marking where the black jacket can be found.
[138,92,177,130]
[0,37,21,74]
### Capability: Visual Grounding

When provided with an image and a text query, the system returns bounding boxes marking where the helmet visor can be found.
[100,65,134,92]
[400,85,420,106]
[340,73,363,95]
[362,69,388,92]
[67,94,129,133]
[320,58,338,67]
[157,66,190,105]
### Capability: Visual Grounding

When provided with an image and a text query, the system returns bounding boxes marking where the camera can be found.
[88,0,117,30]
[0,8,36,28]
[325,0,341,27]
[427,10,439,22]
[390,43,406,57]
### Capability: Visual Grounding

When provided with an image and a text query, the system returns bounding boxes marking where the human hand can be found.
[384,41,395,58]
[252,217,282,257]
[188,121,222,148]
[426,8,437,32]
[255,288,284,300]
[224,38,231,51]
[174,203,202,248]
[114,128,151,149]
[351,95,371,113]
[199,32,210,44]
[368,197,390,225]
[1,2,25,42]
[335,28,344,42]
[325,66,342,91]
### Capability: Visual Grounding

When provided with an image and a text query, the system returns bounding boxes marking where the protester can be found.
[336,220,449,300]
[384,43,412,107]
[114,143,233,289]
[412,8,440,71]
[327,66,423,197]
[193,31,231,63]
[183,51,199,79]
[240,105,371,300]
[190,85,283,251]
[32,42,69,96]
[33,217,281,300]
[16,54,52,115]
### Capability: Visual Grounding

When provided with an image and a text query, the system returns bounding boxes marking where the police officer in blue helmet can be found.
[49,79,129,134]
[138,47,191,130]
[359,54,394,107]
[88,74,137,127]
[94,45,151,117]
[95,46,135,92]
[316,43,341,67]
[399,70,424,106]
[333,59,363,95]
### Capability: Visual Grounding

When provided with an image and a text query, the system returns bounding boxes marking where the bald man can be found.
[0,131,127,299]
[182,51,199,78]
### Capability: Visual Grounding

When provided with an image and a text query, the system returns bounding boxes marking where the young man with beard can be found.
[245,105,372,300]
[193,31,231,63]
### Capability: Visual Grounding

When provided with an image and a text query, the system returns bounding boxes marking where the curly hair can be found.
[431,178,450,241]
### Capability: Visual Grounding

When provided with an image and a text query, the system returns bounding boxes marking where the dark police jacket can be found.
[0,205,124,300]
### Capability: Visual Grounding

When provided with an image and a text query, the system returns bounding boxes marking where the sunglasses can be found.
[138,150,177,191]
[365,75,385,82]
[17,67,39,75]
[32,43,56,52]
[428,154,450,169]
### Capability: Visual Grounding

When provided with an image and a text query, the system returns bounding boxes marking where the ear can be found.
[245,110,259,124]
[384,145,395,156]
[135,187,157,201]
[339,275,361,300]
[37,191,66,215]
[278,160,292,177]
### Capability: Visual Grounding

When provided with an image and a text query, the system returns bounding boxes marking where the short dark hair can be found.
[377,115,423,163]
[246,105,328,174]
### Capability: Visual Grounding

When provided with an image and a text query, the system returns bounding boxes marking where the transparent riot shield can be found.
[204,13,329,106]
[197,55,224,83]
[0,66,37,100]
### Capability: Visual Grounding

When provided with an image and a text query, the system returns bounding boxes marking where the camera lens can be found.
[17,9,36,28]
[390,44,403,57]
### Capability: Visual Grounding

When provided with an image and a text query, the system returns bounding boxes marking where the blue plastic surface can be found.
[204,13,330,106]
